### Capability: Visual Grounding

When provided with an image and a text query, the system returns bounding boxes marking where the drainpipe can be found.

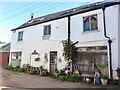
[68,16,73,73]
[102,6,113,80]
[68,16,71,44]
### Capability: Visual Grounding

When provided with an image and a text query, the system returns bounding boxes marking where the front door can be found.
[11,52,22,68]
[50,51,57,73]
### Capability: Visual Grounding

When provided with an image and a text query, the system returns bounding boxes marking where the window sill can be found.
[82,30,100,34]
[42,35,51,40]
[17,40,23,42]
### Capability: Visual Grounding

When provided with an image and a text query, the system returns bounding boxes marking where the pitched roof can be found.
[12,1,120,31]
[0,43,11,52]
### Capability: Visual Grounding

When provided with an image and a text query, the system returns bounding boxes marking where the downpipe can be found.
[102,6,113,80]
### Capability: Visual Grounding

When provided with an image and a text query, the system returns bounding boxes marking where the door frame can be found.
[49,51,57,73]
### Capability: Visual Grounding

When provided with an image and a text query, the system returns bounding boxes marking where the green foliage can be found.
[68,75,76,82]
[59,69,65,75]
[4,64,13,70]
[29,70,36,75]
[68,75,82,82]
[59,76,67,81]
[22,64,27,72]
[62,40,78,62]
[75,76,82,82]
[14,67,19,71]
[59,75,82,82]
[55,68,59,73]
[101,75,109,79]
[17,68,25,72]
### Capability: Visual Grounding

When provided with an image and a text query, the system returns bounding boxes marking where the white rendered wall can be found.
[70,5,119,78]
[10,18,68,71]
[10,5,119,76]
[105,5,119,71]
[118,5,120,68]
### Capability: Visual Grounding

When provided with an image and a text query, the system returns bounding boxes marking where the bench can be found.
[81,73,94,82]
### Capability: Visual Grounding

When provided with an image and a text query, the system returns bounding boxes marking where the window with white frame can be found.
[11,52,22,60]
[43,25,51,36]
[18,31,23,41]
[83,14,98,32]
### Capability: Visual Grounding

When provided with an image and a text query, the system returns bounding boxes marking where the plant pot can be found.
[86,78,91,83]
[54,73,59,78]
[101,78,108,85]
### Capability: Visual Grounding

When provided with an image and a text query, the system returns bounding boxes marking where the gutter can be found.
[102,6,113,80]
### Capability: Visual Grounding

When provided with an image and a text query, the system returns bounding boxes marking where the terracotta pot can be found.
[101,79,108,85]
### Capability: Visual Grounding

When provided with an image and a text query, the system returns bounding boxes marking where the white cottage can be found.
[9,1,120,79]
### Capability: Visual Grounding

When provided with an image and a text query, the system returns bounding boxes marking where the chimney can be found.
[31,13,35,20]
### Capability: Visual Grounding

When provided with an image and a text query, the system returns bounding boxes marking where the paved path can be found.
[1,68,118,89]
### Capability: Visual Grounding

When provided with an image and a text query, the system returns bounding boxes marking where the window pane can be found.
[83,17,90,32]
[18,31,23,41]
[43,25,51,35]
[44,26,48,35]
[91,15,98,30]
[48,25,51,35]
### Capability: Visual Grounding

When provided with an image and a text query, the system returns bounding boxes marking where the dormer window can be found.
[83,14,98,32]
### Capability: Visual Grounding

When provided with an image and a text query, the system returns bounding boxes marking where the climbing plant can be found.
[62,39,78,71]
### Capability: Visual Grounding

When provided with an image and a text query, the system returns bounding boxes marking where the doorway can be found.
[50,51,57,73]
[11,52,22,68]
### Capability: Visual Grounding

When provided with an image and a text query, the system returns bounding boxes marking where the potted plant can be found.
[101,75,109,85]
[54,68,59,78]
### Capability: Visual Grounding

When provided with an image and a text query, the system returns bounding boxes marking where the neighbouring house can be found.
[9,1,120,79]
[0,43,10,66]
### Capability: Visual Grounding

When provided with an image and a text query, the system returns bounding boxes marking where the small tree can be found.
[62,39,78,73]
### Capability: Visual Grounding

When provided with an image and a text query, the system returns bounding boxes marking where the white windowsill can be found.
[42,35,51,40]
[82,30,100,34]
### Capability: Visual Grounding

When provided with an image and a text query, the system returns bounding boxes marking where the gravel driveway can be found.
[1,68,118,89]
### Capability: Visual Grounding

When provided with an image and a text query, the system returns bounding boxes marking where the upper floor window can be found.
[18,31,23,41]
[43,25,51,36]
[83,14,98,32]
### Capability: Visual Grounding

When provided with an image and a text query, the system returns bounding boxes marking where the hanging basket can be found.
[35,58,40,61]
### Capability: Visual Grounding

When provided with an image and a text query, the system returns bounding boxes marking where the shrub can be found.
[4,65,13,70]
[59,76,67,81]
[59,75,82,82]
[68,75,76,82]
[22,64,27,72]
[75,76,82,82]
[29,70,36,75]
[18,68,25,72]
[14,67,19,72]
[59,70,66,75]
